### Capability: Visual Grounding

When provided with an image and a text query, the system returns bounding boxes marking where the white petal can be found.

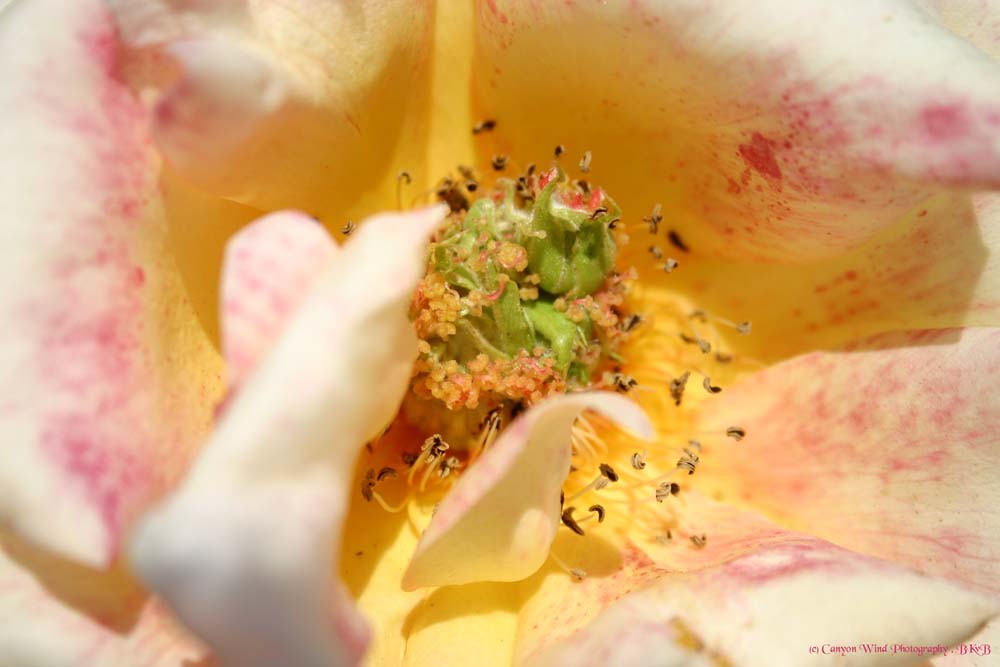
[0,0,221,566]
[525,498,998,667]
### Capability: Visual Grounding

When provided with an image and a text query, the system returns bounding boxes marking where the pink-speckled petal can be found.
[518,497,998,667]
[130,205,447,667]
[473,0,1000,261]
[0,0,222,567]
[221,211,338,391]
[110,0,436,220]
[698,327,1000,594]
[0,531,208,667]
[402,393,652,590]
[674,190,1000,362]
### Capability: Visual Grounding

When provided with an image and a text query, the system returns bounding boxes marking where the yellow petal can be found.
[668,191,1000,361]
[471,0,1000,263]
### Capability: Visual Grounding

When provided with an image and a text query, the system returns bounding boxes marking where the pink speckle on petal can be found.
[919,103,970,142]
[738,132,782,180]
[722,543,850,586]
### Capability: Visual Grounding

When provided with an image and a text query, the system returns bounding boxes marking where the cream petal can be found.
[110,0,437,219]
[109,0,247,47]
[932,618,999,667]
[402,393,652,590]
[220,210,339,391]
[130,205,446,667]
[519,497,998,667]
[0,531,207,667]
[523,596,719,667]
[473,0,1000,261]
[918,0,1000,59]
[0,0,222,567]
[698,327,1000,593]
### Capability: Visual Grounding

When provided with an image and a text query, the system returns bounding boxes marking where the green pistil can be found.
[525,177,619,296]
[424,168,620,383]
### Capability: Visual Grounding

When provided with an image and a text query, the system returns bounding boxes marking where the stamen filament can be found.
[565,475,609,503]
[371,490,409,513]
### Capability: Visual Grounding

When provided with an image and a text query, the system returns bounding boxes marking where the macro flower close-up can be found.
[3,0,1000,666]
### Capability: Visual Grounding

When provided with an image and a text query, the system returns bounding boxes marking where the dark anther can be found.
[670,371,691,406]
[611,373,637,393]
[619,314,642,333]
[679,333,709,353]
[436,180,469,213]
[472,119,496,134]
[643,204,663,234]
[561,507,586,536]
[599,463,619,482]
[376,467,398,482]
[360,469,376,502]
[588,504,606,523]
[668,229,689,252]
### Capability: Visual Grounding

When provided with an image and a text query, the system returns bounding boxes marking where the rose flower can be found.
[1,1,998,666]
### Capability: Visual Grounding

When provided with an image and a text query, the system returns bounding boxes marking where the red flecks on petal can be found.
[41,415,152,561]
[738,132,782,180]
[486,0,510,24]
[26,11,186,563]
[920,103,970,142]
